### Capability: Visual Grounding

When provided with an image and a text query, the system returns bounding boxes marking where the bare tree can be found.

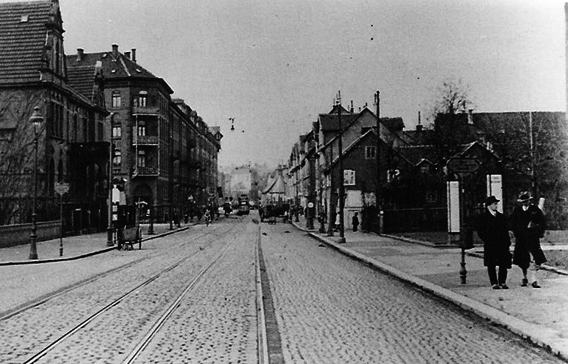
[0,89,45,224]
[425,78,476,167]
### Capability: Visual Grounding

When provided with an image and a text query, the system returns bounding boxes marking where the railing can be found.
[133,135,159,146]
[133,167,159,177]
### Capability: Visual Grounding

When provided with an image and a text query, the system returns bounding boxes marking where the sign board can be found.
[447,158,480,174]
[486,174,503,213]
[447,181,460,233]
[54,182,69,195]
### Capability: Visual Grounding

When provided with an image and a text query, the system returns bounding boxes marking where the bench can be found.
[118,226,142,250]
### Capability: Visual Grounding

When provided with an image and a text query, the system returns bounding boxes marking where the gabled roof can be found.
[326,129,413,171]
[66,47,174,94]
[262,173,286,194]
[396,145,438,167]
[0,0,59,85]
[318,112,358,132]
[65,54,106,106]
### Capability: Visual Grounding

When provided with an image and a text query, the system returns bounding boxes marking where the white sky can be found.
[5,0,566,167]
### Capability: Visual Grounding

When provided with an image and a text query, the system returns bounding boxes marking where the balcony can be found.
[133,135,159,146]
[133,167,159,177]
[132,107,159,116]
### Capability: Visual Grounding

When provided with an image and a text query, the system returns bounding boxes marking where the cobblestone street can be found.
[0,217,566,363]
[260,222,566,364]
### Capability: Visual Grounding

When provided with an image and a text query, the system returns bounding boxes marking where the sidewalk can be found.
[292,217,568,361]
[0,223,188,265]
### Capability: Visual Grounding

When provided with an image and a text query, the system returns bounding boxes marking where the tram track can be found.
[0,223,235,323]
[0,221,244,364]
[23,232,236,364]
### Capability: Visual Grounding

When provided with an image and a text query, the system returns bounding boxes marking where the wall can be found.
[0,221,60,248]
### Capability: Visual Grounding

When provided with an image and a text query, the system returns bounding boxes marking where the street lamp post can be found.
[107,113,116,247]
[29,107,43,260]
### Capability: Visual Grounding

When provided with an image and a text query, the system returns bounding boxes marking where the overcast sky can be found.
[7,0,566,167]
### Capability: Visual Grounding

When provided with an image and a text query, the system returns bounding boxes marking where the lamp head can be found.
[29,107,44,127]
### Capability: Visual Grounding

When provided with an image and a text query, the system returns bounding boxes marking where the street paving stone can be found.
[0,217,567,363]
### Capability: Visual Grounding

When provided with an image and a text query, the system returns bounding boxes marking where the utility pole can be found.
[529,111,536,198]
[337,91,346,243]
[375,91,381,234]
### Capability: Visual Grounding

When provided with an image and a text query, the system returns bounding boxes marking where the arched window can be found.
[138,120,146,136]
[138,91,148,108]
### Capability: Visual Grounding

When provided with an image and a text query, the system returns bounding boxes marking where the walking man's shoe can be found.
[499,284,509,289]
[492,284,501,290]
[521,278,528,287]
[531,282,541,288]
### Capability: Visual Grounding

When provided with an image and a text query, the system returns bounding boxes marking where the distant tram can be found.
[237,194,250,215]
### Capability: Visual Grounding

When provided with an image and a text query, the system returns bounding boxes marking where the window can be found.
[97,120,104,141]
[365,146,376,159]
[425,190,438,203]
[344,170,355,186]
[138,91,147,108]
[420,164,430,174]
[137,120,146,136]
[111,91,121,108]
[112,126,121,138]
[113,150,121,167]
[137,150,146,168]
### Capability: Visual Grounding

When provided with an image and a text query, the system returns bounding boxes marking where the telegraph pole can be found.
[337,91,346,243]
[375,91,381,234]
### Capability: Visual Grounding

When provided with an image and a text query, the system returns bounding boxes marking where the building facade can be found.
[0,0,109,226]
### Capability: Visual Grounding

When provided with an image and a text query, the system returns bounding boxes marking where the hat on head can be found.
[517,191,532,203]
[484,196,499,206]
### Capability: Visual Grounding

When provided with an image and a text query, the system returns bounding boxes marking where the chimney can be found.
[112,44,119,57]
[124,51,131,59]
[467,109,474,125]
[131,48,136,63]
[350,100,354,113]
[76,48,84,62]
[416,111,423,131]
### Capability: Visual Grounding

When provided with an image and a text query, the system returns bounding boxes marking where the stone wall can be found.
[0,221,60,248]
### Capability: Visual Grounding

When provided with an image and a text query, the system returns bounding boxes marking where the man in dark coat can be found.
[510,191,546,288]
[352,212,360,232]
[474,196,512,289]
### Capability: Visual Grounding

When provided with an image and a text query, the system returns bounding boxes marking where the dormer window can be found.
[20,15,29,22]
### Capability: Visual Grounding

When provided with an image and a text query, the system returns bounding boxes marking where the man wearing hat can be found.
[474,196,512,289]
[510,191,546,288]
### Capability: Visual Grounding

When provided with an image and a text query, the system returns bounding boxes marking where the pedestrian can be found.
[204,207,211,226]
[474,196,512,289]
[510,191,546,288]
[352,212,360,232]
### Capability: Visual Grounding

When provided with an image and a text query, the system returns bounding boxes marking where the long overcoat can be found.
[474,210,512,268]
[510,205,546,269]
